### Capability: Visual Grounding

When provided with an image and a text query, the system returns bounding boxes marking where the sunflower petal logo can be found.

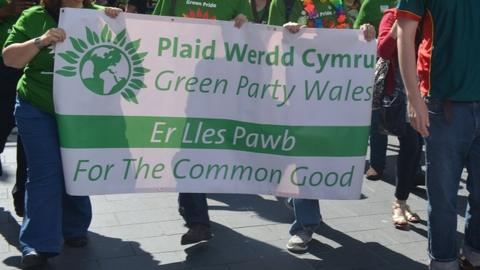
[56,25,149,104]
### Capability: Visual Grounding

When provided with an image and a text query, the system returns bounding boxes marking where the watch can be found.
[33,37,45,49]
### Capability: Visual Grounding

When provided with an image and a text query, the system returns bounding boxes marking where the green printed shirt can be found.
[152,0,253,21]
[3,5,101,114]
[0,0,19,52]
[353,0,397,30]
[398,0,480,101]
[268,0,353,29]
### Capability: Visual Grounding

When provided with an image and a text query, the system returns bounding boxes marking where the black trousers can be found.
[395,123,423,201]
[0,60,27,215]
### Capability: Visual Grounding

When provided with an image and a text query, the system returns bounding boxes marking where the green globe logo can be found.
[56,25,149,103]
[80,45,130,95]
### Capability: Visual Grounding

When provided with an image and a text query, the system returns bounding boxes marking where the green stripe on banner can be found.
[56,115,369,157]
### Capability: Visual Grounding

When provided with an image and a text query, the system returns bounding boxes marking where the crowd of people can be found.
[0,0,479,270]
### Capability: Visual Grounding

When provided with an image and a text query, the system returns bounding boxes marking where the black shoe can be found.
[460,256,480,270]
[180,224,212,245]
[64,236,88,248]
[21,251,47,269]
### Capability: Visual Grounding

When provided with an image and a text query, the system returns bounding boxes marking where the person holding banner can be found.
[152,0,254,246]
[397,1,480,269]
[268,0,375,252]
[2,3,121,269]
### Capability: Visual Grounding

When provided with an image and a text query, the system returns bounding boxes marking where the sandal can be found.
[404,204,421,223]
[392,202,409,230]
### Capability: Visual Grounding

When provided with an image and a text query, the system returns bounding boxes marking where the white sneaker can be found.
[286,231,312,251]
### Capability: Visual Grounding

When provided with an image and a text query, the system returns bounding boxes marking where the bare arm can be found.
[3,8,121,69]
[3,28,66,69]
[397,17,429,137]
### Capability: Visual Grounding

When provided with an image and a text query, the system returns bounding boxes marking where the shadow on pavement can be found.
[0,207,160,270]
[0,208,431,270]
[207,193,294,224]
[179,221,429,270]
[306,223,428,270]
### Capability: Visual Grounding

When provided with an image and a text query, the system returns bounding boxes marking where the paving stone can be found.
[48,259,101,270]
[228,254,316,270]
[93,223,164,240]
[131,235,184,254]
[345,229,399,246]
[99,254,170,270]
[115,207,182,226]
[89,213,119,228]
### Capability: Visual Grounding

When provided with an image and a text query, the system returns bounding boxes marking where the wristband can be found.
[33,37,45,49]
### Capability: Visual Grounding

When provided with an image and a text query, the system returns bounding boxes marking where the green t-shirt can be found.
[353,0,397,31]
[267,0,301,26]
[398,0,480,101]
[268,0,353,29]
[0,0,19,52]
[152,0,253,21]
[4,5,101,114]
[249,0,270,24]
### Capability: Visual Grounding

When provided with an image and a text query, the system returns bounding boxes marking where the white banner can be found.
[53,8,375,199]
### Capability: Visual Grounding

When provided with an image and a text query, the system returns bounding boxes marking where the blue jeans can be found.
[425,100,480,269]
[369,110,388,172]
[289,198,322,235]
[15,98,92,256]
[178,193,210,227]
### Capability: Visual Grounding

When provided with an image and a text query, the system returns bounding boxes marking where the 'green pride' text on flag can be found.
[53,8,375,199]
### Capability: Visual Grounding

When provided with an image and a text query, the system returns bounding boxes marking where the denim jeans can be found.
[369,110,388,172]
[289,198,322,235]
[178,193,210,227]
[425,99,480,269]
[395,124,422,200]
[15,98,92,256]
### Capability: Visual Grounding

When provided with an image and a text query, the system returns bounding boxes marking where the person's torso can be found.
[157,0,252,21]
[13,6,57,113]
[419,0,480,101]
[0,0,21,52]
[250,0,270,24]
[0,17,18,51]
[356,0,397,28]
[292,0,353,29]
[9,5,100,113]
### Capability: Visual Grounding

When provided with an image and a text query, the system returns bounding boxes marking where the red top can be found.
[377,8,397,96]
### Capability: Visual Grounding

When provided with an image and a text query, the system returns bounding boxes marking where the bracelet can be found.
[33,37,45,49]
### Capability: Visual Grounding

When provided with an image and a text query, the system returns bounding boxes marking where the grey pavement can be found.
[0,134,470,270]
